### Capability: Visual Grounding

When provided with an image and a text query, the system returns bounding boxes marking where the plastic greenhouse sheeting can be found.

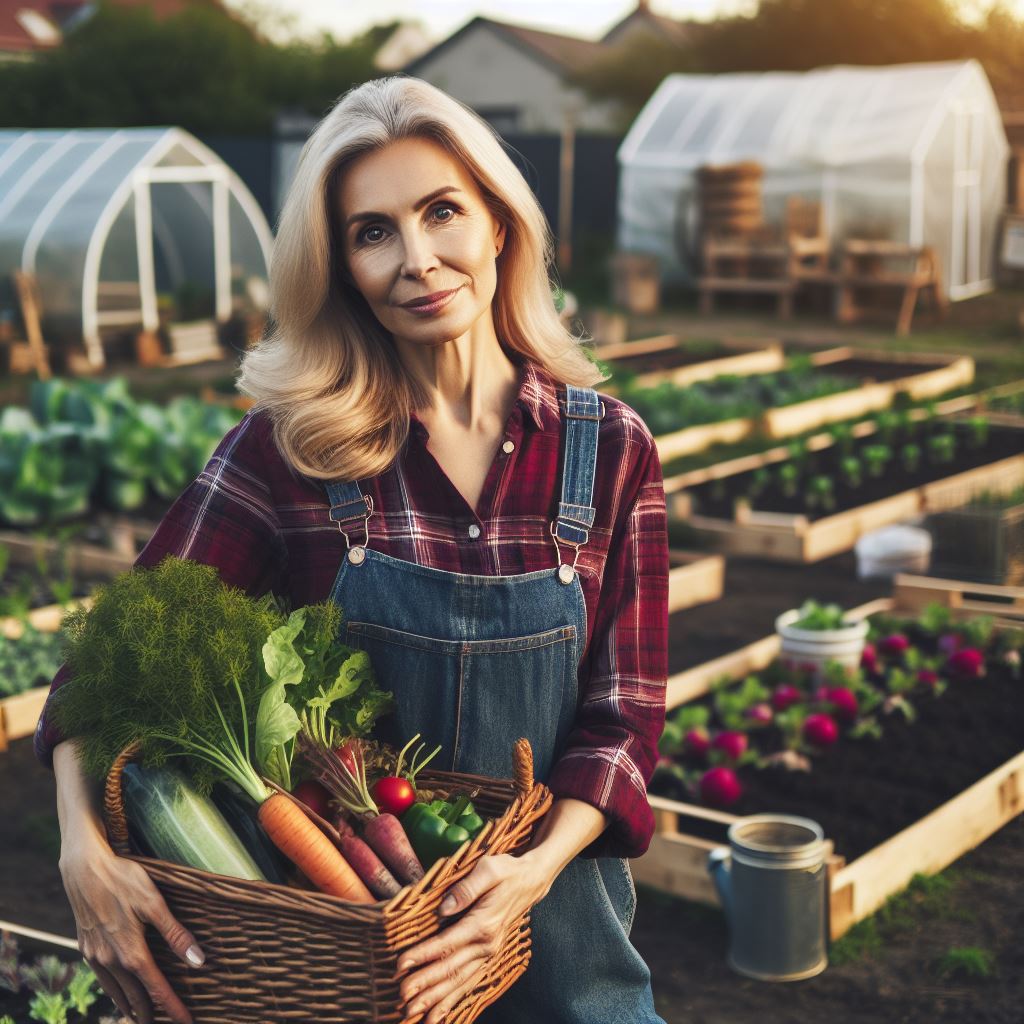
[618,60,1009,299]
[0,126,273,366]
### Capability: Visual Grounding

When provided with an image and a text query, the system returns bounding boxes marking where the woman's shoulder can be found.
[593,389,657,458]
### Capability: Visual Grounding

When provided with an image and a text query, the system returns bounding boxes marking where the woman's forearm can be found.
[53,739,108,856]
[518,797,608,885]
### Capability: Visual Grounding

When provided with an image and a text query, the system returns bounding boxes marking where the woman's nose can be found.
[400,228,439,278]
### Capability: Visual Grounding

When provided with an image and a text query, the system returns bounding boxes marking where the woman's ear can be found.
[494,221,507,257]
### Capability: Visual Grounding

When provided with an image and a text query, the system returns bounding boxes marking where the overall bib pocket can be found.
[344,621,579,780]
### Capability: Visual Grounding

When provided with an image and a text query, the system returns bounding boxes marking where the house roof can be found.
[0,0,225,52]
[600,4,692,47]
[403,15,608,80]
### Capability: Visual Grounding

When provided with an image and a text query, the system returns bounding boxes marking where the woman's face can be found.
[336,136,507,348]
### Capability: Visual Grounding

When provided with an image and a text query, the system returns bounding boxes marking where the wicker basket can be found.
[104,738,553,1024]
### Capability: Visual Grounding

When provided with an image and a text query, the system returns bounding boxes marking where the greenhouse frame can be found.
[618,59,1010,300]
[0,126,273,367]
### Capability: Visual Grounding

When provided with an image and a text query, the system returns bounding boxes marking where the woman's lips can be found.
[399,286,462,315]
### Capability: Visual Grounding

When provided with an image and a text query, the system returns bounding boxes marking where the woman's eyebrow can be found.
[343,186,463,232]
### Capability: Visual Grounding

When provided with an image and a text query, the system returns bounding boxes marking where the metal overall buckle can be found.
[336,494,374,565]
[550,520,582,584]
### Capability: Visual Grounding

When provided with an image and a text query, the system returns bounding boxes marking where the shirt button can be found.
[468,524,481,539]
[502,440,515,454]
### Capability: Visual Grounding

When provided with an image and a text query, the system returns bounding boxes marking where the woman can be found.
[38,75,669,1024]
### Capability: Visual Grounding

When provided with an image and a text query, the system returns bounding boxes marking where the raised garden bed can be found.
[647,348,973,462]
[636,576,1024,941]
[672,413,1024,563]
[599,336,785,390]
[668,550,725,613]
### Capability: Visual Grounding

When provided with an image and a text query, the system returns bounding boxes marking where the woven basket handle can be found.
[512,737,534,797]
[104,741,141,857]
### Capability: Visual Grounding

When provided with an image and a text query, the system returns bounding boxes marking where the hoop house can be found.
[618,60,1009,299]
[0,127,273,367]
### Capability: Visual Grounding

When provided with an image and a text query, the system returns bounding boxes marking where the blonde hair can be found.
[236,74,606,481]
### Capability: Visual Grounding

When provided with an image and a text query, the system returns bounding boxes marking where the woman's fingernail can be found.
[185,945,205,967]
[439,896,456,914]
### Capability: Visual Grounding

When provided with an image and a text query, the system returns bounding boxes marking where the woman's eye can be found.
[358,225,385,244]
[432,203,457,222]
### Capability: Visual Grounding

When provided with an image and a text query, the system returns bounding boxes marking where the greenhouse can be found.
[0,126,273,367]
[617,59,1010,300]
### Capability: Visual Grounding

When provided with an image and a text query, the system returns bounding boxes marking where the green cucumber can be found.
[211,781,291,885]
[122,764,267,881]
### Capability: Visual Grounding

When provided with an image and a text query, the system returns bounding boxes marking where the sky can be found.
[224,0,1024,44]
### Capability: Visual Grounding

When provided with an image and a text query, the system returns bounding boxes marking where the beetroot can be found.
[803,713,839,748]
[860,642,878,669]
[711,730,748,761]
[683,728,710,760]
[745,703,773,725]
[771,683,803,712]
[292,779,332,819]
[948,647,985,678]
[700,766,742,807]
[880,634,910,656]
[825,686,858,723]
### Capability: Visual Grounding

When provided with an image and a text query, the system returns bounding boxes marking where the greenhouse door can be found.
[135,171,233,335]
[950,104,985,300]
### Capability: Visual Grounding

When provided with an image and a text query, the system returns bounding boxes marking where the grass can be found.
[830,870,971,966]
[933,946,997,981]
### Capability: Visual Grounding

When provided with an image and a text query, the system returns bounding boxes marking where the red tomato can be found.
[292,779,332,819]
[371,776,415,816]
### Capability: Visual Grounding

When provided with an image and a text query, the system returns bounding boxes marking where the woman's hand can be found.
[53,740,204,1024]
[396,851,552,1023]
[396,797,609,1022]
[60,834,204,1024]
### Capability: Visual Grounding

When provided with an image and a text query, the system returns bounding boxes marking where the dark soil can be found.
[668,552,888,675]
[605,342,742,375]
[823,356,946,384]
[689,422,1024,521]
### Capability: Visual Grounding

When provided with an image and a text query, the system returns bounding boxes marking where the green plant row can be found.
[0,377,244,527]
[614,355,855,437]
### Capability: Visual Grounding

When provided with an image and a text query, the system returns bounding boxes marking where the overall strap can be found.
[552,385,604,566]
[325,479,374,550]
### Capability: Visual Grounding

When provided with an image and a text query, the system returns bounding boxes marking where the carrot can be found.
[335,819,401,899]
[257,792,374,903]
[362,813,424,885]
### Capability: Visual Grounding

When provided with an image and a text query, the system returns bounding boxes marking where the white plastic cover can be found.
[0,127,273,366]
[617,60,1009,299]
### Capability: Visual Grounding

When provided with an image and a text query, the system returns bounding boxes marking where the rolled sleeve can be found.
[33,412,285,768]
[546,432,669,859]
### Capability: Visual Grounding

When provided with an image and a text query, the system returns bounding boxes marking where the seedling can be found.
[748,466,772,497]
[966,415,990,449]
[875,410,899,444]
[778,462,800,498]
[900,442,922,473]
[828,422,855,457]
[862,444,891,478]
[928,432,956,464]
[806,474,836,511]
[934,946,996,981]
[839,456,862,489]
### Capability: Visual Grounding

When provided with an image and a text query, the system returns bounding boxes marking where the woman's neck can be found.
[394,321,520,435]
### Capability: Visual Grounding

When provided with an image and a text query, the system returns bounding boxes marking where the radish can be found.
[917,669,940,688]
[880,634,909,656]
[803,713,838,748]
[812,684,831,705]
[700,767,742,808]
[292,779,332,819]
[772,684,802,712]
[711,731,748,761]
[745,703,773,725]
[683,728,710,760]
[825,687,858,723]
[948,647,985,678]
[371,776,415,817]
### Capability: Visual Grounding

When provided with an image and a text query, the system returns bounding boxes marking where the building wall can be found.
[410,23,621,135]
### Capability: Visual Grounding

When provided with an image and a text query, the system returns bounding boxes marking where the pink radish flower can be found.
[711,731,748,762]
[772,684,803,712]
[803,713,839,748]
[745,703,774,725]
[700,766,742,808]
[880,634,910,656]
[683,728,711,760]
[948,647,985,678]
[825,687,858,723]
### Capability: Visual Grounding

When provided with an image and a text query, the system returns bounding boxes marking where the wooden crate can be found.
[0,599,92,751]
[667,550,725,613]
[632,577,1024,940]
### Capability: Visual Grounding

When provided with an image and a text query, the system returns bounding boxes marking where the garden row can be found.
[635,575,1024,941]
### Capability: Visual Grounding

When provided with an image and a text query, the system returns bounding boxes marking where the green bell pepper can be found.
[402,795,485,867]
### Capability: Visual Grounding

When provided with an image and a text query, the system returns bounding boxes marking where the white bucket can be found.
[855,525,932,580]
[775,610,869,680]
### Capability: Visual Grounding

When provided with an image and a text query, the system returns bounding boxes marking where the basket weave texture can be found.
[104,737,552,1024]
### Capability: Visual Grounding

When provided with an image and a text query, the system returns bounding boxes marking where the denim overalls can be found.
[324,385,663,1024]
